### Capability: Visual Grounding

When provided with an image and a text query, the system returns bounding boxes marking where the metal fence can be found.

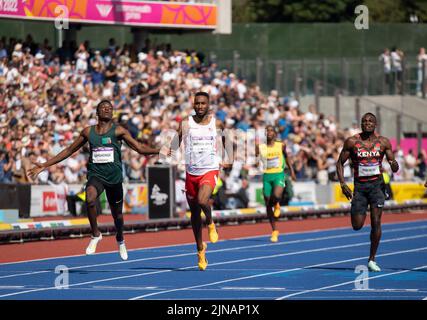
[214,53,427,152]
[215,54,426,97]
[296,90,427,153]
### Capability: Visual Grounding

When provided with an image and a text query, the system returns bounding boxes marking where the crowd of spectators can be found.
[1,34,426,203]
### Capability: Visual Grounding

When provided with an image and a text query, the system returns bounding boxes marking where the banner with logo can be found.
[30,184,82,217]
[390,182,426,202]
[147,165,176,219]
[0,0,217,29]
[251,182,317,206]
[123,183,148,214]
[29,183,150,217]
[333,182,426,204]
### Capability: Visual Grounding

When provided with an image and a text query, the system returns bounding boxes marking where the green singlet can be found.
[87,124,123,185]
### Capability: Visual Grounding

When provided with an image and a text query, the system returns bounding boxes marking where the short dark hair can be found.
[195,91,209,101]
[362,112,376,122]
[97,99,112,112]
[266,125,277,133]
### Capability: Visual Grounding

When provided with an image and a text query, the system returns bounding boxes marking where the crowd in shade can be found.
[0,35,426,200]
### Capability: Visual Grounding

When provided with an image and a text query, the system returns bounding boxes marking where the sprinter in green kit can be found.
[28,100,161,260]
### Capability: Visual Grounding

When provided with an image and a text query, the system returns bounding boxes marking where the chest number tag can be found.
[359,164,380,177]
[92,147,114,164]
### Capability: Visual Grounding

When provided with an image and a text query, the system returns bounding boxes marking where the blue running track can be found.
[0,219,426,300]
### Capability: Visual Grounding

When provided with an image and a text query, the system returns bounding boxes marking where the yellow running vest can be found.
[259,141,284,174]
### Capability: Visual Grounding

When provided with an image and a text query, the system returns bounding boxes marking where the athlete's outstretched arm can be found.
[171,120,183,151]
[254,142,260,158]
[27,128,89,180]
[336,138,353,200]
[117,126,160,155]
[382,137,399,173]
[283,142,296,181]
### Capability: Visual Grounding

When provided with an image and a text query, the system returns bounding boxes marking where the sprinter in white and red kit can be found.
[171,92,233,270]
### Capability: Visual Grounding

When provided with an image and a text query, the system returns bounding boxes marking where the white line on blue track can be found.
[1,222,426,281]
[2,218,426,266]
[129,246,427,300]
[0,219,426,300]
[276,264,427,300]
[1,234,426,299]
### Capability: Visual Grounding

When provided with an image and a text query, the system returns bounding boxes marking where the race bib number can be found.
[190,136,215,166]
[267,157,280,169]
[92,147,114,164]
[191,136,214,153]
[359,164,380,177]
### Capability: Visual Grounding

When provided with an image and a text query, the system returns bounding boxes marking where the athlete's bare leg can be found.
[265,186,283,231]
[272,186,283,209]
[197,184,214,226]
[369,207,383,262]
[106,188,124,243]
[188,198,203,251]
[102,186,127,259]
[264,196,275,230]
[351,213,366,231]
[86,186,101,237]
[273,186,283,200]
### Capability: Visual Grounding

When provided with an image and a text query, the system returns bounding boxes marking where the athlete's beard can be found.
[361,129,375,138]
[195,110,209,120]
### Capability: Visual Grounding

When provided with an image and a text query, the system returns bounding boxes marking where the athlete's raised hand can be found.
[27,162,45,181]
[388,159,399,173]
[340,183,353,200]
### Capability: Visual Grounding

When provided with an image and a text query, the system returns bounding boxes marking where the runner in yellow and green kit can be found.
[256,125,296,242]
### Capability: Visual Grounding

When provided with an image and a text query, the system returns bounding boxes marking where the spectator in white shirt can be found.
[379,48,391,92]
[75,43,89,73]
[64,153,81,184]
[36,149,49,184]
[393,149,405,181]
[404,149,417,181]
[390,47,404,94]
[416,47,427,95]
[304,104,319,123]
[236,79,247,100]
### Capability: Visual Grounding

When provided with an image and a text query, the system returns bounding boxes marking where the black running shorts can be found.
[351,178,385,215]
[86,176,123,205]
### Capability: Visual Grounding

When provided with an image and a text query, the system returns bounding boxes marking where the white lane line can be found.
[139,295,425,300]
[2,234,426,298]
[221,287,287,291]
[2,218,426,266]
[353,289,420,292]
[276,264,427,300]
[1,224,425,280]
[129,245,427,300]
